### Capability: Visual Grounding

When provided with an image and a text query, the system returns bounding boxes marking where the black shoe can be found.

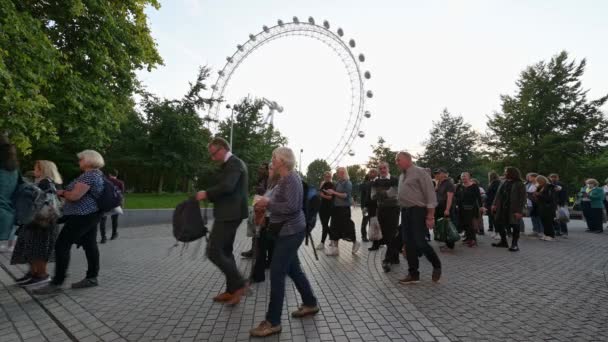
[15,272,33,284]
[508,246,519,252]
[492,241,509,248]
[362,238,369,243]
[382,262,391,273]
[594,230,604,234]
[71,278,98,289]
[368,246,379,251]
[241,250,254,258]
[20,276,51,287]
[100,238,107,244]
[110,233,118,240]
[391,259,400,265]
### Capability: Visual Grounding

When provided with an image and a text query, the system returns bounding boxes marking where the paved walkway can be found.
[1,210,608,342]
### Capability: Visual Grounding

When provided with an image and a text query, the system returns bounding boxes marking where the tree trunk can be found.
[157,173,164,194]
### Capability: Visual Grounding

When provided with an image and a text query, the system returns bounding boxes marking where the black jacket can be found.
[206,155,249,221]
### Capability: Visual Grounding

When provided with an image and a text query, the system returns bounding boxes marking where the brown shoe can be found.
[250,321,281,337]
[291,305,320,318]
[213,292,233,302]
[226,284,249,306]
[398,274,420,285]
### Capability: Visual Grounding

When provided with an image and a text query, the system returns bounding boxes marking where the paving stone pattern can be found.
[1,211,608,341]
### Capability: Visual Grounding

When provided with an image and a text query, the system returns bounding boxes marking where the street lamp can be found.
[226,104,235,150]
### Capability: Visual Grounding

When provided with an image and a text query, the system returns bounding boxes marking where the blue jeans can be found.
[267,231,317,326]
[531,215,543,234]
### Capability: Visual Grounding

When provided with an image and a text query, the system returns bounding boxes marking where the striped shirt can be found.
[267,171,306,237]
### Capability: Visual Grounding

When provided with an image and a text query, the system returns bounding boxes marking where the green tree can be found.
[306,159,331,187]
[367,137,399,176]
[1,0,163,159]
[485,51,608,186]
[417,108,479,177]
[106,67,217,193]
[347,164,368,203]
[217,98,288,190]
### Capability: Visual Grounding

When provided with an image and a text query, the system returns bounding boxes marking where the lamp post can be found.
[226,104,235,150]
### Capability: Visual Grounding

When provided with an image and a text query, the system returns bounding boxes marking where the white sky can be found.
[138,0,608,171]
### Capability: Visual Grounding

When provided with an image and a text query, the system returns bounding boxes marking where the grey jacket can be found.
[206,155,249,222]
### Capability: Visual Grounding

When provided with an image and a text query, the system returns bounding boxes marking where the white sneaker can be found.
[493,233,501,240]
[316,243,325,250]
[542,236,554,241]
[352,242,361,254]
[325,246,336,256]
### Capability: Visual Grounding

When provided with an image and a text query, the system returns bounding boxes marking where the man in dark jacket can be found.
[196,137,249,305]
[371,162,400,272]
[359,170,377,242]
[549,173,568,236]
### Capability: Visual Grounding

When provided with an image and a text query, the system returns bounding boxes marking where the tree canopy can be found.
[306,159,331,187]
[417,108,479,177]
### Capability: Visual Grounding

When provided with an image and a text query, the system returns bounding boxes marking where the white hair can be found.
[337,166,350,180]
[77,150,105,169]
[272,147,296,171]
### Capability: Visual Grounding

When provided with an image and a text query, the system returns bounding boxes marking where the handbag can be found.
[368,216,382,241]
[268,221,286,237]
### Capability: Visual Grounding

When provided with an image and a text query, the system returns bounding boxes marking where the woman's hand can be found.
[254,196,270,209]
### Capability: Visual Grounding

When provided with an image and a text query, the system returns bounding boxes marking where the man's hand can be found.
[491,205,497,213]
[443,209,450,217]
[195,191,207,201]
[425,216,435,230]
[514,212,523,220]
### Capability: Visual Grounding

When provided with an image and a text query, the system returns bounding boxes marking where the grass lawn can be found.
[123,193,255,209]
[123,193,195,209]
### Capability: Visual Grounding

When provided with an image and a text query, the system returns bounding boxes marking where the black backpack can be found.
[172,198,209,243]
[96,177,123,213]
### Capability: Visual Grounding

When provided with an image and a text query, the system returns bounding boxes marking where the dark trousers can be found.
[378,206,400,263]
[554,220,568,235]
[582,201,592,230]
[402,207,441,277]
[361,214,370,240]
[487,211,496,231]
[319,208,332,243]
[99,214,118,239]
[52,214,101,285]
[206,219,246,293]
[330,206,356,242]
[498,223,520,246]
[541,214,555,238]
[588,207,604,232]
[266,231,317,326]
[252,227,274,282]
[458,209,477,241]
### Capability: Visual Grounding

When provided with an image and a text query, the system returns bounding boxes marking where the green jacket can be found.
[206,155,249,221]
[588,187,605,209]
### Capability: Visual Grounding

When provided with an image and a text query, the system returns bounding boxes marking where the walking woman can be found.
[34,150,105,294]
[485,172,501,237]
[316,171,334,250]
[251,162,280,283]
[533,175,557,241]
[250,147,319,337]
[582,178,604,233]
[0,135,19,253]
[11,161,63,286]
[455,172,482,247]
[325,167,359,256]
[491,167,526,252]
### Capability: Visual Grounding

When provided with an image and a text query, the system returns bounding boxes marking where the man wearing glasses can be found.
[196,137,249,305]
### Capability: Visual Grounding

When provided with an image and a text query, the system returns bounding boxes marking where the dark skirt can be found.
[330,206,356,242]
[11,223,59,264]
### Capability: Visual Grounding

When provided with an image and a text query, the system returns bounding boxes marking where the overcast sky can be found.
[138,0,608,171]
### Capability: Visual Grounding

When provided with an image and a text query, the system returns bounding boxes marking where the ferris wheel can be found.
[207,16,373,168]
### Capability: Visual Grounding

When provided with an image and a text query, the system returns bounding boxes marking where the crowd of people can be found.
[2,133,607,339]
[0,135,125,293]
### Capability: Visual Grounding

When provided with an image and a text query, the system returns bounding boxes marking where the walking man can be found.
[371,162,400,272]
[196,137,249,305]
[396,152,442,284]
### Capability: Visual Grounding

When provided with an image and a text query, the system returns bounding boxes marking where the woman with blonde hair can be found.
[11,160,63,286]
[325,166,359,256]
[34,150,105,294]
